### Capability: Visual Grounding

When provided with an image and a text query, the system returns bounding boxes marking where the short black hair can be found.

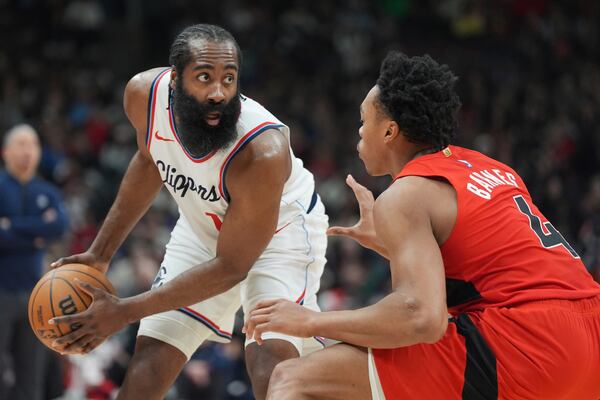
[168,24,242,75]
[375,52,461,149]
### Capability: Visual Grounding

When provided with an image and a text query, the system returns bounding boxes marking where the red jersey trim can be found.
[217,121,285,202]
[145,68,171,151]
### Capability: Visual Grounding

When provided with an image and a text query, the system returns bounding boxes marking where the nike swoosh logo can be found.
[154,131,174,142]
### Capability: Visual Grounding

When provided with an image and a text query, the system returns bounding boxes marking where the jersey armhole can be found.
[398,172,462,249]
[218,122,285,202]
[145,68,171,151]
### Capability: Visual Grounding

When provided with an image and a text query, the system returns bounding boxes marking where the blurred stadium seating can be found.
[1,0,599,398]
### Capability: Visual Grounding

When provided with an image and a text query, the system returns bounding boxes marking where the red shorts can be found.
[372,295,600,400]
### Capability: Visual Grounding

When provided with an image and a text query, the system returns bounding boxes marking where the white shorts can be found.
[137,197,328,360]
[368,348,386,400]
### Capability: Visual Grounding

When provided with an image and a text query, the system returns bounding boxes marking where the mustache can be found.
[170,80,241,157]
[197,100,228,115]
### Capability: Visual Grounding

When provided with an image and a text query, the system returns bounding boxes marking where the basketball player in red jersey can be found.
[244,52,600,399]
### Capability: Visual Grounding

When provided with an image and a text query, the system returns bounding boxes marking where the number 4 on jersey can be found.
[513,195,580,258]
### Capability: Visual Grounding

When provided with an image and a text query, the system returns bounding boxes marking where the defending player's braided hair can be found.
[169,24,243,74]
[375,52,461,149]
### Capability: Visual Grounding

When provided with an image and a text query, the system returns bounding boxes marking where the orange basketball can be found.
[28,263,116,351]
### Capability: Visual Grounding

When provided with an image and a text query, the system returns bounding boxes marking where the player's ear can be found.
[169,68,177,90]
[384,121,401,143]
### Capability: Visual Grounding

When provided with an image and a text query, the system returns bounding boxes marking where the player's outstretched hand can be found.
[50,251,109,274]
[243,299,315,345]
[49,279,127,354]
[327,174,387,257]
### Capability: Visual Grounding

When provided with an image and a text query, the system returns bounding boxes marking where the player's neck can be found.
[411,146,440,160]
[389,145,440,177]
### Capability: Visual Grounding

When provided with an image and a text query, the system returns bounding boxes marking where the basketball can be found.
[27,263,116,351]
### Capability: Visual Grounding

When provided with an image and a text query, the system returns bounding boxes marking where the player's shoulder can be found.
[225,127,290,196]
[238,94,262,111]
[234,96,288,160]
[235,128,289,171]
[378,175,453,217]
[125,67,170,99]
[451,145,509,169]
[123,67,170,133]
[238,95,283,127]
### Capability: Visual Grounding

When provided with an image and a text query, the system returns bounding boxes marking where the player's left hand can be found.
[243,299,316,345]
[49,279,127,354]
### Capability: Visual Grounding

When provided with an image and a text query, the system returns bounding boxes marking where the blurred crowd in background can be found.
[1,0,599,398]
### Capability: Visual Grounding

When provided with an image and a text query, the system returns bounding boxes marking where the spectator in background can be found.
[1,1,599,395]
[0,124,69,400]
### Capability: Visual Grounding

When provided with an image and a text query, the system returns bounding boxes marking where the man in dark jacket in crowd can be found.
[0,124,69,400]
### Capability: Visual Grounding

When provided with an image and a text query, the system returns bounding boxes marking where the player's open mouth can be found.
[205,113,221,126]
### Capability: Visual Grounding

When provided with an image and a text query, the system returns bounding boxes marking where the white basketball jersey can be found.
[146,68,316,251]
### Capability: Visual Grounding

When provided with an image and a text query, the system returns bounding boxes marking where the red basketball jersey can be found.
[396,145,600,314]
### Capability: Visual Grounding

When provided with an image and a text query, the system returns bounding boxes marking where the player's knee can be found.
[120,337,186,399]
[248,363,273,399]
[128,355,152,380]
[246,339,301,399]
[268,359,305,399]
[121,356,158,395]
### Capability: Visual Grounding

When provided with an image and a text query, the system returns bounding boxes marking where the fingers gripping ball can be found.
[28,263,116,352]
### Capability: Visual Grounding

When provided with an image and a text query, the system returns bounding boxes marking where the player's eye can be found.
[197,73,210,82]
[224,75,235,84]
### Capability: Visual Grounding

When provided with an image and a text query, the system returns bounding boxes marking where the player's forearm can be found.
[122,256,246,323]
[89,152,162,263]
[308,292,447,349]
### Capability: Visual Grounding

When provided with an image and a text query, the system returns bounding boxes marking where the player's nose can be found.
[207,83,225,103]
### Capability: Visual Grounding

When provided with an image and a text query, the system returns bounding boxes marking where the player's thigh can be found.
[241,253,325,355]
[372,315,496,400]
[139,273,240,360]
[268,343,370,400]
[242,208,327,354]
[245,198,328,310]
[139,219,241,360]
[477,297,600,399]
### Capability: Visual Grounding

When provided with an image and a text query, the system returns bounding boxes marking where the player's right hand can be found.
[50,252,109,274]
[327,174,388,257]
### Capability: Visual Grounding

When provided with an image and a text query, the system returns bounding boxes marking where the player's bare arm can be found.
[51,69,164,273]
[246,176,452,348]
[51,129,291,353]
[125,129,291,313]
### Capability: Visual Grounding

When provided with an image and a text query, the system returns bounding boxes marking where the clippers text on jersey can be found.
[156,160,220,201]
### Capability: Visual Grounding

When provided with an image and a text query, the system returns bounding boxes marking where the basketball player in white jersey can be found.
[49,24,328,400]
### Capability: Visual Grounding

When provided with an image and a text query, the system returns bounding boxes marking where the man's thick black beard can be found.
[171,81,241,157]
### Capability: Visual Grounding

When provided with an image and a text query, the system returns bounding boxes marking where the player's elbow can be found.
[411,308,448,344]
[224,259,251,284]
[385,296,448,347]
[393,295,447,345]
